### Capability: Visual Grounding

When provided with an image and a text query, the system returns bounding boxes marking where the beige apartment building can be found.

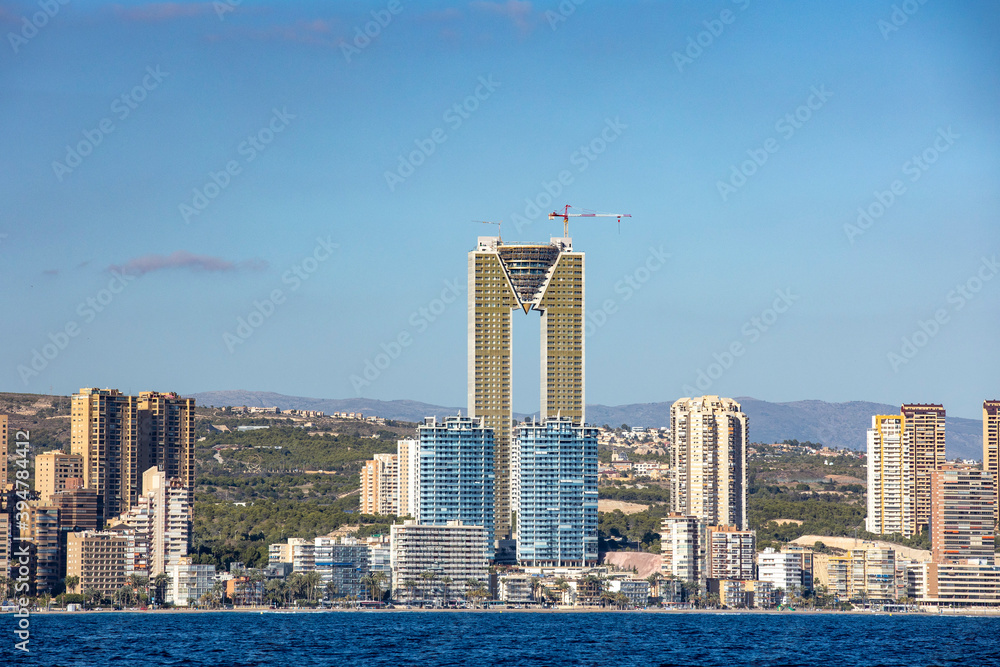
[670,396,747,529]
[985,400,1000,515]
[66,531,130,598]
[468,235,584,541]
[902,404,947,535]
[71,388,194,520]
[36,450,84,504]
[360,453,398,515]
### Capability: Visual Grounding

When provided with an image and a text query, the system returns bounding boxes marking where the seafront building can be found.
[660,514,703,584]
[390,520,489,601]
[167,556,216,607]
[514,417,598,567]
[66,530,130,599]
[931,465,996,565]
[416,415,495,539]
[314,536,369,600]
[670,396,747,529]
[468,234,585,541]
[758,548,802,597]
[825,546,897,603]
[705,525,755,581]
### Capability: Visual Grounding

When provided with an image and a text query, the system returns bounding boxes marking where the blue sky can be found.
[2,0,997,419]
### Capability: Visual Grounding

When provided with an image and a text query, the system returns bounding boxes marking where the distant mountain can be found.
[185,390,984,461]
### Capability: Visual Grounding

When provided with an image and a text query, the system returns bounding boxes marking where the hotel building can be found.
[390,520,490,599]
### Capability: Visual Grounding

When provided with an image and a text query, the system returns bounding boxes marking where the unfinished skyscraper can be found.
[468,235,584,541]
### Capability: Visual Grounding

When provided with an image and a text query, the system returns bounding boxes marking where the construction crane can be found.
[548,205,631,237]
[474,220,502,241]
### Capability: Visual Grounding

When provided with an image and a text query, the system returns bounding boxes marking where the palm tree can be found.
[64,575,80,596]
[645,573,662,602]
[265,579,284,607]
[439,577,453,606]
[419,571,437,604]
[323,580,338,606]
[84,587,103,608]
[304,571,322,604]
[153,573,170,606]
[530,578,544,604]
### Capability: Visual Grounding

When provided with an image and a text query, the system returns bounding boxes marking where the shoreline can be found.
[16,606,1000,617]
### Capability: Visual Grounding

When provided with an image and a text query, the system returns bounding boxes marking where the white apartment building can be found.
[390,520,489,600]
[661,514,702,584]
[758,548,802,597]
[867,415,914,537]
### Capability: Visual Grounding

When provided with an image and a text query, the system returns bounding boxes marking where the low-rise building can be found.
[758,548,801,598]
[918,561,1000,607]
[66,531,130,599]
[498,574,534,604]
[610,579,650,607]
[167,556,216,607]
[390,520,489,603]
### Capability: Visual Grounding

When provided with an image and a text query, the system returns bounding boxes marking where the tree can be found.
[439,576,453,606]
[153,573,170,605]
[84,587,103,608]
[64,575,80,596]
[304,571,322,604]
[323,580,338,605]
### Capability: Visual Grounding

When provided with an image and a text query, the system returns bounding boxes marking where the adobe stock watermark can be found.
[179,107,295,224]
[682,288,798,395]
[586,246,670,337]
[7,0,70,54]
[843,126,957,244]
[717,85,832,202]
[511,117,627,233]
[17,269,136,385]
[673,0,751,73]
[223,236,337,353]
[12,429,32,653]
[878,0,929,40]
[52,65,169,181]
[546,0,586,30]
[350,279,463,393]
[340,0,403,62]
[384,76,500,192]
[887,254,997,372]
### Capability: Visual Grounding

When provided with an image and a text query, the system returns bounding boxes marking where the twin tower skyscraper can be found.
[468,233,586,543]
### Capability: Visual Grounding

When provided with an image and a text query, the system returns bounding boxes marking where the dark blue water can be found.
[4,611,1000,666]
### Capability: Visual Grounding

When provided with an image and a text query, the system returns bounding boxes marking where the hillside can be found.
[187,390,984,460]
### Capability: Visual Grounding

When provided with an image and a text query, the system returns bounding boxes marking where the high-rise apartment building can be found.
[143,467,191,576]
[360,453,398,516]
[902,403,946,535]
[397,438,420,520]
[985,400,1000,516]
[416,416,494,538]
[137,392,196,503]
[866,414,913,537]
[514,417,597,567]
[314,536,370,600]
[660,514,703,584]
[71,388,194,520]
[36,450,84,505]
[931,465,996,565]
[27,504,61,594]
[670,396,747,529]
[469,235,584,540]
[705,525,755,581]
